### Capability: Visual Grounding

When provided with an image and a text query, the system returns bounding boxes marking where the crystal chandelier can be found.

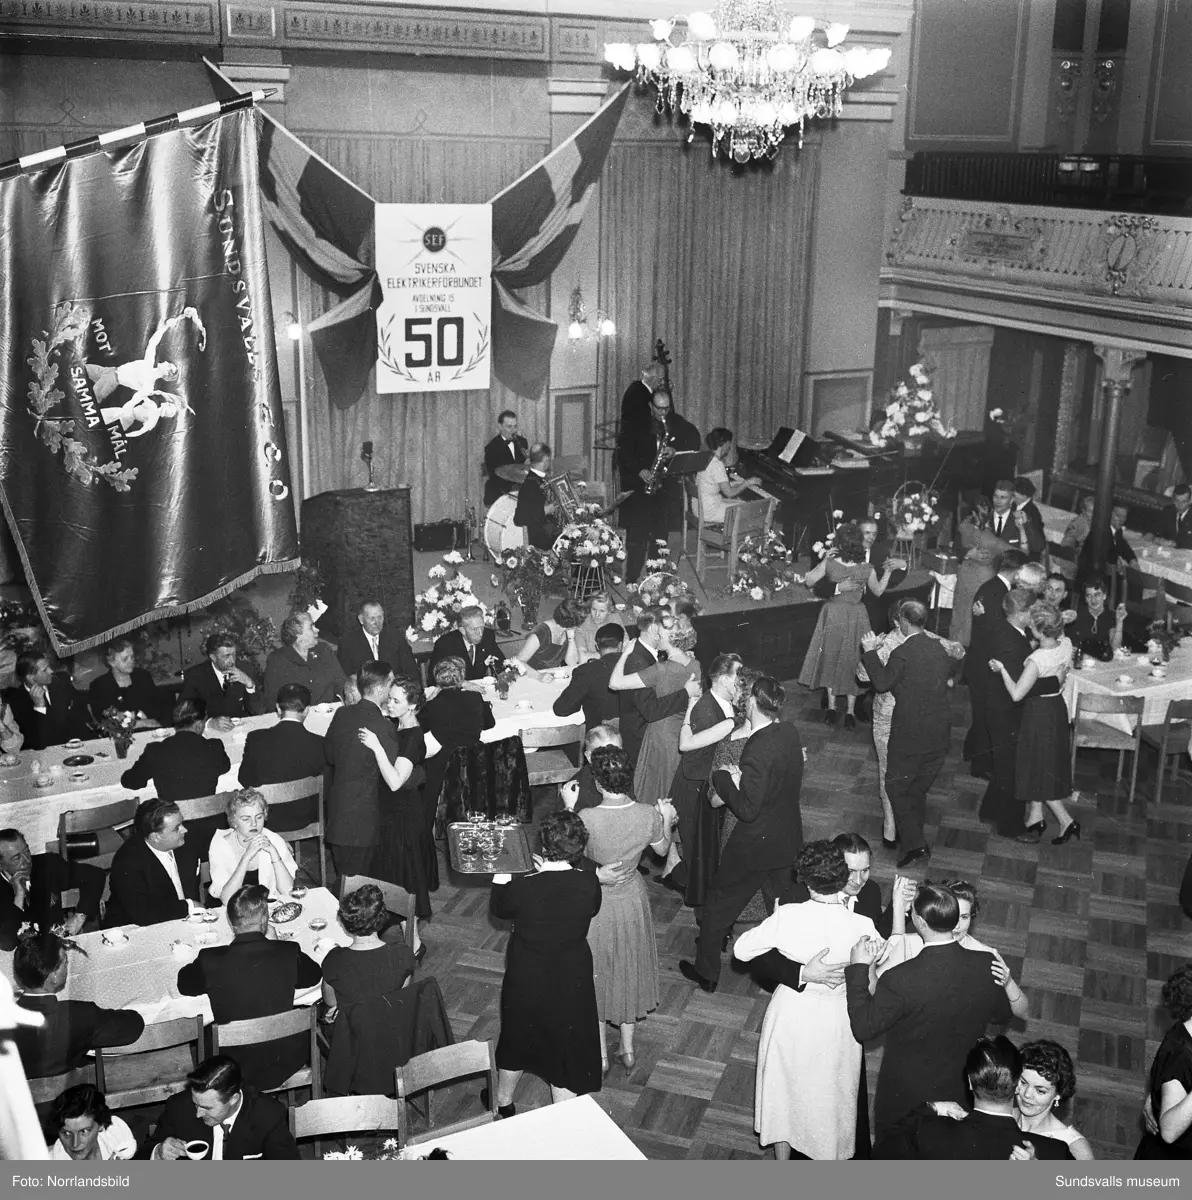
[604,2,892,162]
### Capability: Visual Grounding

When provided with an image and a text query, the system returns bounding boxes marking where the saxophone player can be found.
[618,384,701,582]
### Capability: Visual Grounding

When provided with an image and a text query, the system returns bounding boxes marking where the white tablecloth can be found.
[400,1094,645,1160]
[0,887,347,1028]
[0,670,578,851]
[1063,644,1192,736]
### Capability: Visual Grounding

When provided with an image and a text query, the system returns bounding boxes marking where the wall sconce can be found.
[277,310,302,341]
[1093,58,1117,124]
[1056,57,1081,124]
[566,285,615,343]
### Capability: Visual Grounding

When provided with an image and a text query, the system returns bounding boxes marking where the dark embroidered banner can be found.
[0,108,298,654]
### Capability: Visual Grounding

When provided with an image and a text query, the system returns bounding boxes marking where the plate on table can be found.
[63,755,94,767]
[269,901,303,924]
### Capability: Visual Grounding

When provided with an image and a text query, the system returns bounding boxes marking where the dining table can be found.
[0,666,580,852]
[398,1094,646,1160]
[0,886,348,1029]
[1063,641,1192,736]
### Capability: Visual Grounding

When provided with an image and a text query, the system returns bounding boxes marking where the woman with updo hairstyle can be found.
[46,1084,137,1161]
[418,655,495,833]
[517,596,586,672]
[989,599,1079,844]
[796,520,905,729]
[1015,1040,1094,1158]
[207,787,297,903]
[734,840,880,1160]
[360,674,434,947]
[1137,963,1192,1158]
[489,810,603,1115]
[564,745,675,1073]
[87,636,160,724]
[320,882,418,1096]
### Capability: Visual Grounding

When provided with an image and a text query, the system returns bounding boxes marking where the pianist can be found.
[695,429,762,525]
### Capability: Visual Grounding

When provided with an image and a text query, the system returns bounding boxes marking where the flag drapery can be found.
[203,59,627,406]
[0,107,298,654]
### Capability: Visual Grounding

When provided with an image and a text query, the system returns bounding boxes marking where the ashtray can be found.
[269,901,302,924]
[63,754,95,767]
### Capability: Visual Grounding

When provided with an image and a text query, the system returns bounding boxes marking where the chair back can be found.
[339,873,416,950]
[58,798,139,865]
[289,1094,402,1141]
[518,721,584,754]
[96,1015,204,1110]
[395,1039,498,1146]
[1074,692,1145,720]
[257,775,326,887]
[211,1006,321,1097]
[26,1063,102,1109]
[1160,697,1192,733]
[723,497,772,543]
[176,791,235,823]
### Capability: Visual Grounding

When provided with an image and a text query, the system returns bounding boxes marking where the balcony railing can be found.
[904,152,1192,216]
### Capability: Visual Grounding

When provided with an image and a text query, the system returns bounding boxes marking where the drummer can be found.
[483,409,529,507]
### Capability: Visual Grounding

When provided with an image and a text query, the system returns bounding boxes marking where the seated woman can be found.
[207,787,297,904]
[419,656,495,827]
[516,597,585,673]
[880,877,1028,1020]
[1015,1040,1095,1159]
[46,1084,138,1161]
[695,427,761,526]
[88,638,160,725]
[321,883,419,1097]
[574,593,624,662]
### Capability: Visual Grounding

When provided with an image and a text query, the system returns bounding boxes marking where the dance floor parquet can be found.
[314,680,1191,1161]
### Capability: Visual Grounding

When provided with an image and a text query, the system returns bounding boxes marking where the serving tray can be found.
[447,821,533,875]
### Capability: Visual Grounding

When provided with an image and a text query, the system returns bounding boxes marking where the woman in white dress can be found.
[206,787,297,904]
[733,841,878,1160]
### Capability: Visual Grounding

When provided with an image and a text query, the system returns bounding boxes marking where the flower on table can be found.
[749,586,765,601]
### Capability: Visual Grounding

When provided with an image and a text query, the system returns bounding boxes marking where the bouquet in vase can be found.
[94,706,137,758]
[890,489,941,538]
[552,506,626,579]
[870,363,956,449]
[407,552,491,643]
[728,529,794,600]
[484,653,524,699]
[496,545,557,627]
[630,540,691,609]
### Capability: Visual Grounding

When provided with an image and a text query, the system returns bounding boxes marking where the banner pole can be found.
[0,90,272,182]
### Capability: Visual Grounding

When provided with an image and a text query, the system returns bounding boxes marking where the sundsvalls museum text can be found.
[385,262,485,314]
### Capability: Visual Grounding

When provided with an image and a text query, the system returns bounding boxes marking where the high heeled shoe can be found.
[1052,820,1081,845]
[1025,820,1047,835]
[618,1049,636,1072]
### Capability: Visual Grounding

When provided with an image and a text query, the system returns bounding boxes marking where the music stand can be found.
[667,451,714,596]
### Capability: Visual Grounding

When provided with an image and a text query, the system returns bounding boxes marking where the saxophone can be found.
[644,414,675,496]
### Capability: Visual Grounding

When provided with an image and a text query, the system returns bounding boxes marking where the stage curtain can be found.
[294,135,550,525]
[595,141,818,472]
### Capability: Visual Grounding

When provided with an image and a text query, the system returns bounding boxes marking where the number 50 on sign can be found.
[375,203,492,395]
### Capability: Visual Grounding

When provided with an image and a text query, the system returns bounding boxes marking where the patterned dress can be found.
[798,559,873,696]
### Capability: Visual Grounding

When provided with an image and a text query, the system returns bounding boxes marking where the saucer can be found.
[101,931,129,947]
[64,739,83,750]
[69,771,90,784]
[31,775,55,789]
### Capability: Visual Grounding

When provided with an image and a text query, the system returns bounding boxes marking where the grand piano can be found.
[737,427,1016,551]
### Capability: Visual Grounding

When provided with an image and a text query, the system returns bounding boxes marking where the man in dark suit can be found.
[177,885,321,1091]
[150,1055,299,1160]
[428,606,504,683]
[1079,502,1138,585]
[979,588,1034,840]
[1012,476,1046,548]
[874,1036,1073,1160]
[989,478,1045,559]
[336,598,420,688]
[846,882,1012,1137]
[238,683,326,833]
[618,610,693,770]
[483,409,529,508]
[963,547,1025,779]
[104,797,200,927]
[323,660,400,879]
[119,697,230,803]
[680,676,803,992]
[12,926,144,1077]
[1,651,88,752]
[861,599,953,869]
[0,827,106,949]
[514,443,556,551]
[179,633,266,730]
[1161,484,1192,550]
[553,622,623,730]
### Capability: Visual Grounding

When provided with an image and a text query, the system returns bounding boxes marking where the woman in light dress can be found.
[951,499,1004,646]
[565,745,675,1073]
[733,841,878,1160]
[207,787,297,904]
[1015,1040,1096,1159]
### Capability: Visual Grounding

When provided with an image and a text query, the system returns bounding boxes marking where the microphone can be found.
[361,441,373,460]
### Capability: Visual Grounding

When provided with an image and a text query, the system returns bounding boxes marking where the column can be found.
[916,325,996,433]
[1087,344,1147,572]
[1051,341,1086,480]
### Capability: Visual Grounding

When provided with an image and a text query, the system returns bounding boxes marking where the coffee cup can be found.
[185,1140,209,1160]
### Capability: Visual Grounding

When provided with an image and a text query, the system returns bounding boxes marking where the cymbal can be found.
[495,464,529,484]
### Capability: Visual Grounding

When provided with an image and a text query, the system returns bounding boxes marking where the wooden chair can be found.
[394,1038,498,1147]
[1109,562,1163,622]
[339,874,416,952]
[256,776,326,888]
[695,497,774,583]
[96,1015,204,1110]
[289,1093,402,1142]
[175,792,235,823]
[519,722,584,788]
[1159,578,1192,629]
[1140,697,1192,807]
[57,798,139,875]
[678,476,706,596]
[211,1006,322,1101]
[27,1063,103,1110]
[1070,692,1145,804]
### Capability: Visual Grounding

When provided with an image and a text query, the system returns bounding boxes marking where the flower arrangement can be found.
[728,529,794,600]
[870,362,956,448]
[495,545,555,628]
[94,705,137,759]
[1147,621,1181,662]
[324,1139,402,1161]
[812,509,846,560]
[890,488,941,536]
[484,653,524,699]
[407,551,491,642]
[552,505,626,578]
[629,539,691,608]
